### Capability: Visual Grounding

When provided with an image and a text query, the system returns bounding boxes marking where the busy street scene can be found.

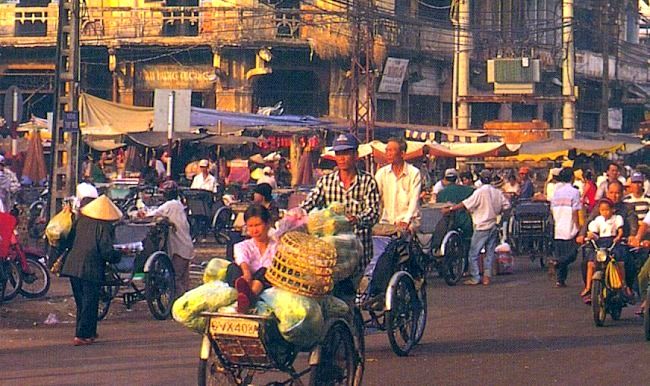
[1,0,650,385]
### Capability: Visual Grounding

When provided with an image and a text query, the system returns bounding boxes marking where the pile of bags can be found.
[174,202,360,348]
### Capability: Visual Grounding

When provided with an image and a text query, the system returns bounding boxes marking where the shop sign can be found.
[608,108,622,131]
[378,58,409,94]
[136,65,214,90]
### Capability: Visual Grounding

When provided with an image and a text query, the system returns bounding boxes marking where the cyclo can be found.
[197,231,364,386]
[97,218,177,320]
[506,199,553,268]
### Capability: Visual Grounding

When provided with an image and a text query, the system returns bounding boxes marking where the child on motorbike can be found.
[580,198,631,302]
[225,204,277,313]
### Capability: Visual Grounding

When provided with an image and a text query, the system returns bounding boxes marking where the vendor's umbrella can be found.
[22,128,47,183]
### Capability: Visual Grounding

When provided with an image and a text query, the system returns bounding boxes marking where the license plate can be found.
[210,317,260,338]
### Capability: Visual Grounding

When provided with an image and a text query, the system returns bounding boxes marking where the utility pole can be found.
[599,0,610,135]
[562,0,576,139]
[49,0,81,218]
[349,0,375,142]
[453,0,470,130]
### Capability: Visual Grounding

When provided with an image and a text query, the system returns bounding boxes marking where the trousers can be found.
[468,226,499,281]
[70,277,100,339]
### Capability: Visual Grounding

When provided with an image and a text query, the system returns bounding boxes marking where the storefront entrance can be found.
[252,70,324,116]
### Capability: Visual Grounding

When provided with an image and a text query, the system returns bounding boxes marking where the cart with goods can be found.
[97,219,176,320]
[194,230,364,386]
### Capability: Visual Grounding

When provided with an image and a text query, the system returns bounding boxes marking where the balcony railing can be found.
[0,4,457,57]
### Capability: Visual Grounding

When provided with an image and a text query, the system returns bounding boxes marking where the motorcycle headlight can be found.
[596,249,607,263]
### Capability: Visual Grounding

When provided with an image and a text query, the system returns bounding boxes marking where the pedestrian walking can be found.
[549,168,581,287]
[60,195,122,346]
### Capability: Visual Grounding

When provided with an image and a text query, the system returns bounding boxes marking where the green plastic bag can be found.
[260,287,324,349]
[202,258,230,284]
[172,280,237,333]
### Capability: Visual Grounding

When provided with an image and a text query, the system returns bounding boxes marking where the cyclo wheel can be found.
[198,343,237,386]
[385,273,419,356]
[145,253,176,320]
[591,280,606,327]
[352,308,365,386]
[3,261,23,301]
[0,261,7,304]
[414,281,427,345]
[309,322,356,386]
[18,255,51,298]
[97,284,116,321]
[442,233,465,286]
[643,291,650,341]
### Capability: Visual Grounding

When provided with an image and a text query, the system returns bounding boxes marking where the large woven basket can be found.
[265,231,337,298]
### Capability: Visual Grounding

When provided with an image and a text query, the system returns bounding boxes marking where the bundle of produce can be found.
[321,233,362,282]
[260,287,325,349]
[306,202,351,237]
[202,258,230,284]
[45,207,73,246]
[265,231,337,297]
[172,280,237,333]
[272,207,308,241]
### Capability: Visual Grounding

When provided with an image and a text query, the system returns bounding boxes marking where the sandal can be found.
[579,288,590,297]
[582,294,592,305]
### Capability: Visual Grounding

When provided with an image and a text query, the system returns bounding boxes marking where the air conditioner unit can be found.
[487,58,541,83]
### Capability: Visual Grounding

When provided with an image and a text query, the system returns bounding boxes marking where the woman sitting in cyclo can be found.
[225,204,277,313]
[580,198,632,302]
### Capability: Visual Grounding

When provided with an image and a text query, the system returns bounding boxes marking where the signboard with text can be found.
[135,65,214,90]
[378,58,409,94]
[62,111,79,133]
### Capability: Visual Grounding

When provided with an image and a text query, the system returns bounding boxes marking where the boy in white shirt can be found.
[581,198,631,301]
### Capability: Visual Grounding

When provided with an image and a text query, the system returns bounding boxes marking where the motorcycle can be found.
[27,185,48,240]
[586,238,630,327]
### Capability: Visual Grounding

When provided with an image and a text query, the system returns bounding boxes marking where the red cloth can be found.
[0,213,17,257]
[582,180,597,212]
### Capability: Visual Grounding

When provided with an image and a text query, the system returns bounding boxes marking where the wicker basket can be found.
[265,231,337,298]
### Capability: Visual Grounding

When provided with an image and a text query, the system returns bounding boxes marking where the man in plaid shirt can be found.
[301,133,380,273]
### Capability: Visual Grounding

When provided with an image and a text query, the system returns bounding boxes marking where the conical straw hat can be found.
[81,195,123,221]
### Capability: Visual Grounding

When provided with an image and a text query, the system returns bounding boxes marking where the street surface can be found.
[2,244,649,385]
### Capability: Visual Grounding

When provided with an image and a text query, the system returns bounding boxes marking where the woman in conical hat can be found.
[60,195,122,346]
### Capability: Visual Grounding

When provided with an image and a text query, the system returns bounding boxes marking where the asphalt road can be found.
[2,247,649,386]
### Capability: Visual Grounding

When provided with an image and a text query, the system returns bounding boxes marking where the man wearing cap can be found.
[437,168,474,243]
[549,168,581,287]
[61,195,122,346]
[374,137,421,230]
[518,166,534,199]
[623,171,650,222]
[442,169,510,285]
[301,133,380,275]
[0,155,20,213]
[253,183,280,224]
[191,159,218,193]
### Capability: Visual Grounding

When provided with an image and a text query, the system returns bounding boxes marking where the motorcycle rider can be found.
[630,211,650,314]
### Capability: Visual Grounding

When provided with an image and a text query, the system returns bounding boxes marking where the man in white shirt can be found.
[190,159,218,193]
[141,181,194,294]
[623,171,650,221]
[595,162,626,200]
[374,138,421,230]
[550,168,581,287]
[443,169,510,285]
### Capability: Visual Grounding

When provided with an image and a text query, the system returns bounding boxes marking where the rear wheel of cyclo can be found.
[591,280,606,327]
[644,292,650,341]
[386,274,418,356]
[97,284,115,321]
[443,233,465,286]
[309,322,357,386]
[145,253,176,320]
[198,349,238,386]
[2,262,23,301]
[19,256,51,298]
[414,282,427,345]
[352,308,365,386]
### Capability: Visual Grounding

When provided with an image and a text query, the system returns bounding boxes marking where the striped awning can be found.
[405,128,489,143]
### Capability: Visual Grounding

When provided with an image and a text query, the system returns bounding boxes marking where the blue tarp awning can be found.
[190,107,327,128]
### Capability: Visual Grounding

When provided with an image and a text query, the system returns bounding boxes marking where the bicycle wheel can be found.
[309,322,356,386]
[3,261,23,301]
[413,281,427,345]
[591,280,606,327]
[198,344,237,386]
[145,253,176,320]
[19,256,51,298]
[385,273,418,356]
[442,233,465,286]
[0,262,7,304]
[97,284,115,321]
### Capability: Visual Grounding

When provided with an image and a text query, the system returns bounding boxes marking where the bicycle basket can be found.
[265,231,336,298]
